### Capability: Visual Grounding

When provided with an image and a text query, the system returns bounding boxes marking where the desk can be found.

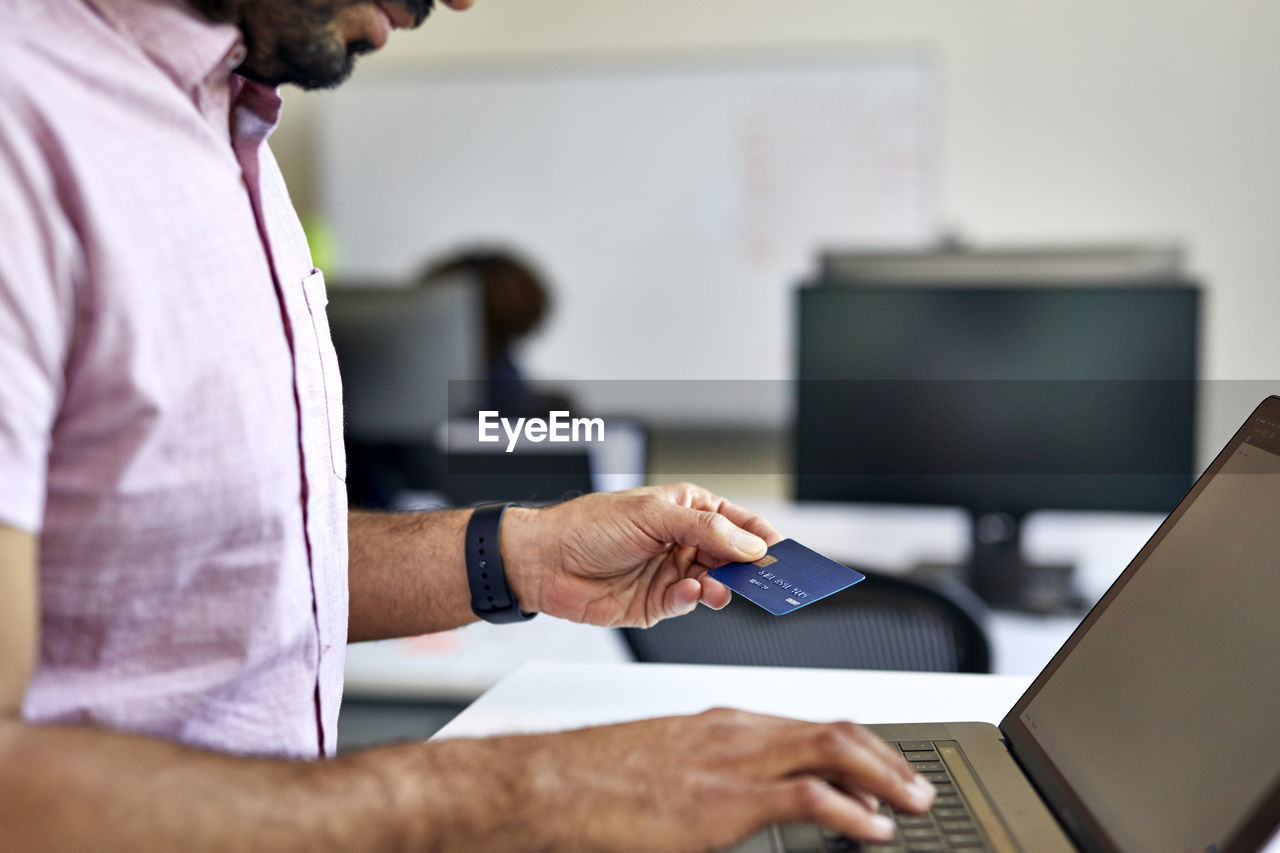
[345,504,1164,700]
[436,661,1280,852]
[435,660,1029,739]
[344,617,631,703]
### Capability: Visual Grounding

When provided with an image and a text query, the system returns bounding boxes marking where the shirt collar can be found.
[83,0,244,95]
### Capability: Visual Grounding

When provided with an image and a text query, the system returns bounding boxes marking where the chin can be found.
[239,40,359,90]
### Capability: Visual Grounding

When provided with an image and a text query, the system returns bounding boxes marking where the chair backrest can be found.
[620,569,992,674]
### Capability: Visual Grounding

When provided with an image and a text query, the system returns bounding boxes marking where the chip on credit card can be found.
[708,539,866,616]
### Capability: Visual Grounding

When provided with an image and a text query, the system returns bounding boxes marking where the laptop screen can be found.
[1007,398,1280,852]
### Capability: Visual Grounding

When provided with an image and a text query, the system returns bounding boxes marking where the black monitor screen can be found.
[794,284,1199,516]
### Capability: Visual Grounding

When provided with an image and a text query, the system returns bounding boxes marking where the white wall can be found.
[274,0,1280,455]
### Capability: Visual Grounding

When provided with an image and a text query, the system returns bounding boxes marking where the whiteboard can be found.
[317,56,936,425]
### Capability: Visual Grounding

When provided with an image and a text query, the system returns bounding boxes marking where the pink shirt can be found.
[0,0,348,758]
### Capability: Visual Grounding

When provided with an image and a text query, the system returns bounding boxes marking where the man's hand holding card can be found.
[709,539,866,615]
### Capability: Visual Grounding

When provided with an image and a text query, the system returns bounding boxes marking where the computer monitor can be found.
[326,276,486,506]
[794,282,1200,611]
[327,275,485,442]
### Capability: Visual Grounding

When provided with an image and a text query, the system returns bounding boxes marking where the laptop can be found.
[732,396,1280,853]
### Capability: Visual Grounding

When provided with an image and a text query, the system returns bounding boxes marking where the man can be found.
[0,0,935,849]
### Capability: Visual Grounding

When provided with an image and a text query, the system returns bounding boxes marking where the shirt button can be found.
[226,43,248,69]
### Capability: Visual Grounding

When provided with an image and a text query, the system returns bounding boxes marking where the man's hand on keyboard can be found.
[413,707,936,852]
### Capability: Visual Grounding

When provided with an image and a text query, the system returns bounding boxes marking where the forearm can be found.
[348,484,778,638]
[347,507,551,641]
[0,708,937,853]
[0,719,545,853]
[347,508,476,641]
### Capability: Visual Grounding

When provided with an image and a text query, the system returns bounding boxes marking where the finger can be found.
[854,790,880,813]
[786,725,934,815]
[747,715,912,784]
[642,502,767,564]
[826,721,927,792]
[825,721,918,785]
[703,496,783,547]
[762,777,896,844]
[691,707,917,779]
[696,574,732,610]
[651,481,709,506]
[659,483,784,547]
[659,577,703,621]
[737,720,931,815]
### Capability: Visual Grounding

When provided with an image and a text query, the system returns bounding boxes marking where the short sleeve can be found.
[0,83,80,532]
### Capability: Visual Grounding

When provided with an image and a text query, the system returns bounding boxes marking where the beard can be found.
[190,0,434,90]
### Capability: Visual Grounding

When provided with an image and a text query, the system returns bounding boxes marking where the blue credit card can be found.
[708,539,866,616]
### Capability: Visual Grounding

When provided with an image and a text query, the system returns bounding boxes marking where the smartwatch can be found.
[465,502,537,624]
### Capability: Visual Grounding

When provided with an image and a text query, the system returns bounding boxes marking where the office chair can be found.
[620,569,992,674]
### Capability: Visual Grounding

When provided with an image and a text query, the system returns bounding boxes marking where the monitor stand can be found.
[916,512,1086,615]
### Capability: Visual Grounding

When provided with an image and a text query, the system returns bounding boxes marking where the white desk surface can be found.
[345,503,1164,700]
[434,661,1031,739]
[344,617,633,703]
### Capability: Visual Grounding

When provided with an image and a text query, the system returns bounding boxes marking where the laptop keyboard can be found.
[775,740,992,852]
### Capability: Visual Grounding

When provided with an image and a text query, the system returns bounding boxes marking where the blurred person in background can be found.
[421,248,570,417]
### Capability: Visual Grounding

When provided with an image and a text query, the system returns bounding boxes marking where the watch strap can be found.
[465,502,536,624]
